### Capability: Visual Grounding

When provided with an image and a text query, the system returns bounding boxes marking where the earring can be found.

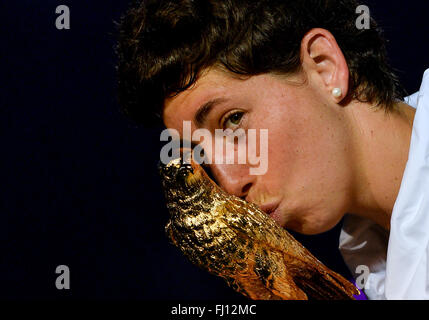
[332,87,342,98]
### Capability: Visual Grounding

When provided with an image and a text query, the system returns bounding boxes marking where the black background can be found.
[1,0,428,300]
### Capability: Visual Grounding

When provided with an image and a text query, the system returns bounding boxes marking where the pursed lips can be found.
[257,202,280,217]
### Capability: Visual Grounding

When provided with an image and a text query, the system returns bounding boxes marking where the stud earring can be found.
[332,87,342,98]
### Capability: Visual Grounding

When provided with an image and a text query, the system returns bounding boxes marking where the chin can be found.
[283,212,343,235]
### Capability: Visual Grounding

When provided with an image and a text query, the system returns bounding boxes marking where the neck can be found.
[346,100,415,230]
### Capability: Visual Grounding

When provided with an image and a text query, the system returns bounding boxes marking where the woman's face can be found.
[163,67,354,235]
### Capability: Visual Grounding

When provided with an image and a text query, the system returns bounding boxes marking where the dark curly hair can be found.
[116,0,405,126]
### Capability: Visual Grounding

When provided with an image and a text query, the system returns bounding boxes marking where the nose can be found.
[208,163,255,199]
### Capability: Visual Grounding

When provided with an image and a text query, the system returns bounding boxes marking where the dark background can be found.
[1,0,428,300]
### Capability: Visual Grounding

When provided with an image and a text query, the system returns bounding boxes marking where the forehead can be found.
[162,68,293,132]
[162,68,239,129]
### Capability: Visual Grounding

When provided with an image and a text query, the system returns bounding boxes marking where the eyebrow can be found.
[194,97,227,126]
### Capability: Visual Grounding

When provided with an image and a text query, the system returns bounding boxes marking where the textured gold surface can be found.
[160,156,360,300]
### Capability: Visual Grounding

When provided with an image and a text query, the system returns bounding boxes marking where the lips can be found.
[258,202,284,226]
[258,202,280,216]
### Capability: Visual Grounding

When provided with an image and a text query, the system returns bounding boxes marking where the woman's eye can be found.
[223,111,244,129]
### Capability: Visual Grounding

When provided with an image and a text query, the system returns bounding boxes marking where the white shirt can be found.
[339,69,429,300]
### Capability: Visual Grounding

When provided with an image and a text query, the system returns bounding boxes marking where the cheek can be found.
[267,99,349,187]
[261,109,321,190]
[259,104,350,233]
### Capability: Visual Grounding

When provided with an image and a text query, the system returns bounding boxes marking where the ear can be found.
[300,28,349,103]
